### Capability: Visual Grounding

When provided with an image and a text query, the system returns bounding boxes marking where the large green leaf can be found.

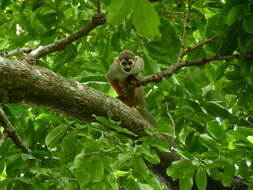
[226,5,243,26]
[199,134,219,152]
[243,14,253,33]
[45,125,68,148]
[74,153,92,188]
[166,160,188,180]
[133,156,149,180]
[133,0,160,38]
[179,175,193,190]
[221,163,235,187]
[108,0,134,24]
[90,157,105,183]
[149,138,169,152]
[195,168,207,190]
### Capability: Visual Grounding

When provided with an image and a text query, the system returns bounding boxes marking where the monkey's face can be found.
[120,59,134,73]
[115,50,138,74]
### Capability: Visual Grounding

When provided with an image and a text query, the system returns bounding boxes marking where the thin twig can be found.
[96,0,101,13]
[23,12,106,63]
[183,35,219,56]
[0,106,31,153]
[0,47,32,57]
[165,101,175,137]
[176,0,192,64]
[139,52,253,86]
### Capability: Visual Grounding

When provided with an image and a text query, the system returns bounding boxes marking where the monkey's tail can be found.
[137,107,158,127]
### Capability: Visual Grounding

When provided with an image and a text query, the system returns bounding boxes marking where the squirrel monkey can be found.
[107,50,158,126]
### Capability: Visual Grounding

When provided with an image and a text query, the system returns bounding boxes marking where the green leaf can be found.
[90,157,104,183]
[179,175,193,190]
[226,5,243,26]
[108,0,134,24]
[208,168,222,180]
[149,138,169,152]
[133,156,149,180]
[207,121,225,140]
[166,160,188,180]
[178,126,194,145]
[1,0,11,10]
[203,102,230,119]
[45,125,68,148]
[112,153,132,170]
[225,70,242,80]
[94,116,137,136]
[82,139,100,153]
[106,173,119,190]
[196,168,207,190]
[133,0,160,38]
[137,183,154,190]
[199,134,219,152]
[243,14,253,33]
[221,163,235,187]
[0,159,4,174]
[140,145,160,164]
[205,64,216,84]
[4,104,25,118]
[74,154,92,187]
[143,51,160,75]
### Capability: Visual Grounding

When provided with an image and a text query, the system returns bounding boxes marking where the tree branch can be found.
[0,47,32,57]
[96,0,101,13]
[24,13,106,62]
[139,52,253,86]
[0,106,31,153]
[0,56,179,163]
[183,34,219,56]
[176,1,192,64]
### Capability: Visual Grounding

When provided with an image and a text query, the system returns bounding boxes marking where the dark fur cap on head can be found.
[118,50,135,61]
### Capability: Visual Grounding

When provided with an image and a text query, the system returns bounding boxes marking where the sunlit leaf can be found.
[108,0,134,24]
[133,0,160,38]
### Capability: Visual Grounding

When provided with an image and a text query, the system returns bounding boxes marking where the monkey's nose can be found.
[124,68,131,72]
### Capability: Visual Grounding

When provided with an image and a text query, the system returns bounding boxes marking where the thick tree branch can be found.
[0,56,179,164]
[24,13,106,61]
[0,106,31,153]
[0,47,32,57]
[139,52,253,86]
[0,57,143,133]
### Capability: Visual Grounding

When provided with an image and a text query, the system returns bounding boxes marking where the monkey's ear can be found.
[114,57,120,64]
[134,56,138,61]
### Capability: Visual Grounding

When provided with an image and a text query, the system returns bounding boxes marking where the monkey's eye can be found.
[128,61,133,65]
[121,61,127,66]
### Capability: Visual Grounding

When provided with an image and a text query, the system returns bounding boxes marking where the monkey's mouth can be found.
[124,68,131,72]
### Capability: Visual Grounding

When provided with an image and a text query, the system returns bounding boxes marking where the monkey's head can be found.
[115,50,138,73]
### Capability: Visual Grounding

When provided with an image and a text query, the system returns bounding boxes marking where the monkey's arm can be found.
[108,79,128,100]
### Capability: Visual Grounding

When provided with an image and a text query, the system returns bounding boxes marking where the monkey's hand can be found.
[126,75,140,89]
